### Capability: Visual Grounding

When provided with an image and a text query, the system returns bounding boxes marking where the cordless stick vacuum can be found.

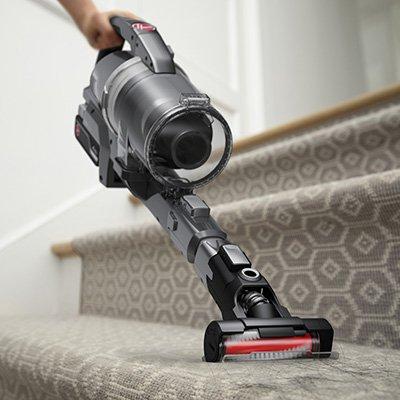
[75,16,334,362]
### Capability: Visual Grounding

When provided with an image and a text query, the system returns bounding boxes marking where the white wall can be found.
[356,0,400,91]
[259,0,367,128]
[0,0,97,244]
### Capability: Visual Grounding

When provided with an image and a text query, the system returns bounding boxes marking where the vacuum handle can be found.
[97,16,175,74]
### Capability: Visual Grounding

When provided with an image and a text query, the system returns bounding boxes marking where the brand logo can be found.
[132,23,155,32]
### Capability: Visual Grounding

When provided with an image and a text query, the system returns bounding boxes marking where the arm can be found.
[58,0,137,49]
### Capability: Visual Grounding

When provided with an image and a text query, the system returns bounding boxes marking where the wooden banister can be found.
[129,194,142,206]
[51,241,77,258]
[232,83,400,154]
[52,83,400,258]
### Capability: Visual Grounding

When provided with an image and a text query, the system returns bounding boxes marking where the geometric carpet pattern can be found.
[198,103,400,205]
[75,169,400,349]
[1,316,400,400]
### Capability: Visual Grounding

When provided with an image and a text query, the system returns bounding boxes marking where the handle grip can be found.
[97,16,175,74]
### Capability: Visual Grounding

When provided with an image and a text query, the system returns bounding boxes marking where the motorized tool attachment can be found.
[75,16,334,362]
[204,318,333,362]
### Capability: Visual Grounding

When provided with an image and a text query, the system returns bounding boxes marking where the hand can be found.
[80,10,138,50]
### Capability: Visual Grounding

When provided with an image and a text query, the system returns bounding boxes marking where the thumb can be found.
[105,9,139,21]
[88,10,141,50]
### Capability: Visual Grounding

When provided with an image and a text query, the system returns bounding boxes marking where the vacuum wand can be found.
[75,16,334,362]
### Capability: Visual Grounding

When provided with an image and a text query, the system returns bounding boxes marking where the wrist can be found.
[76,4,98,34]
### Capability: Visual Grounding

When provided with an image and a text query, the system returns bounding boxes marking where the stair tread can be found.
[1,315,399,400]
[199,103,400,205]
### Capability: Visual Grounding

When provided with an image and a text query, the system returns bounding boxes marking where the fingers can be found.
[92,12,122,49]
[85,10,140,50]
[105,9,139,21]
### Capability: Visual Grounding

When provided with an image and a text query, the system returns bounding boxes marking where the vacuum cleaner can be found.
[75,16,334,362]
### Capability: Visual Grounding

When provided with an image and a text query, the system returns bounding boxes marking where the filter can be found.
[222,329,320,362]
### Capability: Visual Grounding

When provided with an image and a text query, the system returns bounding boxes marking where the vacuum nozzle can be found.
[204,318,334,362]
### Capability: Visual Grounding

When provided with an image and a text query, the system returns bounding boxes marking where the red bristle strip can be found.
[224,333,313,355]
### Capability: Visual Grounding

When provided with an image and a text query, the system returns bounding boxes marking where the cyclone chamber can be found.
[89,50,232,189]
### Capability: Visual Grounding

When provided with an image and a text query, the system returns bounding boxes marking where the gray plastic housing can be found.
[90,51,232,189]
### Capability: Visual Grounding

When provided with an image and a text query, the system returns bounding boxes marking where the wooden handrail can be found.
[129,194,142,206]
[51,242,77,258]
[52,83,400,258]
[233,83,400,153]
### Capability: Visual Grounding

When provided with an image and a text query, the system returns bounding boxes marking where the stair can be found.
[73,103,400,348]
[2,94,400,400]
[74,168,400,348]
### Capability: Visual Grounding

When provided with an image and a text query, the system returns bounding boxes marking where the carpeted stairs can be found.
[0,103,399,399]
